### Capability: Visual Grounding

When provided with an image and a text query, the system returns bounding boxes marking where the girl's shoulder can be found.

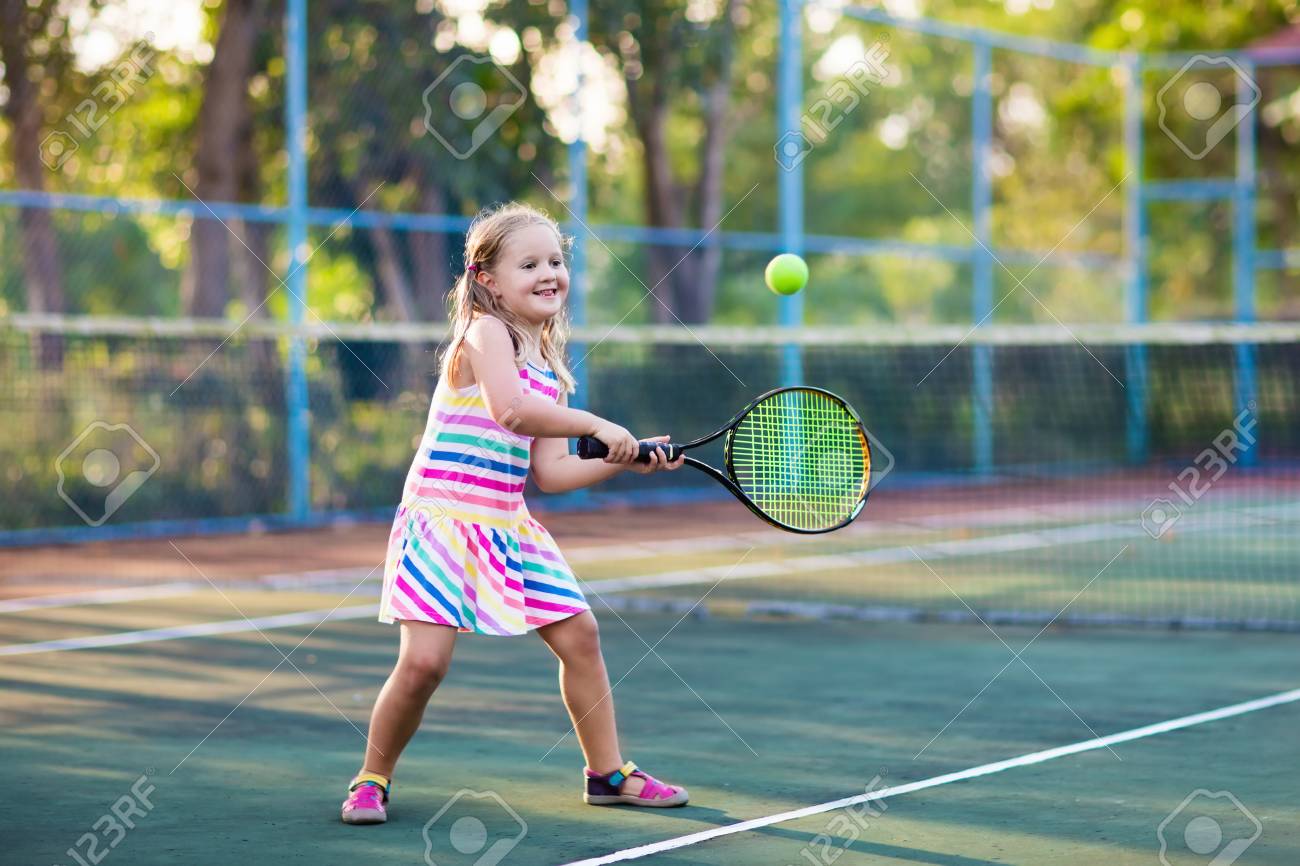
[449,315,528,390]
[459,314,514,355]
[468,313,506,330]
[463,315,519,353]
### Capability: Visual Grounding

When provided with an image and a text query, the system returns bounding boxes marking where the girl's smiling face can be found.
[478,223,568,329]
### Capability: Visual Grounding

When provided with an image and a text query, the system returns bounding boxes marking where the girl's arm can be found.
[531,397,681,494]
[463,317,639,462]
[530,422,621,494]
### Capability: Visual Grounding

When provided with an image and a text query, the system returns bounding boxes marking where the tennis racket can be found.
[577,386,871,534]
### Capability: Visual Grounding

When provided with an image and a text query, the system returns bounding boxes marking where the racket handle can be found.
[577,436,682,463]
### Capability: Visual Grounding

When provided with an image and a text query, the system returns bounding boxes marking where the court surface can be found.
[3,492,1298,865]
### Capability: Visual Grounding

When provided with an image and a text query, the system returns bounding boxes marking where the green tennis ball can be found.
[765,253,808,296]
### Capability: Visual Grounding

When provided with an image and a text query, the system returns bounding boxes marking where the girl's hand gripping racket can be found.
[578,386,871,534]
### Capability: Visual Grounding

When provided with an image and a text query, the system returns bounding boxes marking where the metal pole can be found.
[566,0,590,506]
[285,0,311,520]
[1233,59,1258,467]
[1227,59,1258,465]
[1123,53,1148,465]
[777,0,804,386]
[971,41,994,475]
[568,0,589,408]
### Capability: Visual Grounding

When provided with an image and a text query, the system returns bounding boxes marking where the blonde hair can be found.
[439,202,577,395]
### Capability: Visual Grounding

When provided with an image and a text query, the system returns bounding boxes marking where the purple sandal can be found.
[584,761,689,807]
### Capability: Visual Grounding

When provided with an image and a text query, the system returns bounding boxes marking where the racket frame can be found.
[601,386,872,534]
[719,386,870,533]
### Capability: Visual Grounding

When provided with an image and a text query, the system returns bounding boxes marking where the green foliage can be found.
[4,0,1298,324]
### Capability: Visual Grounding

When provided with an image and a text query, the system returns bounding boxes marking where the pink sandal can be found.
[341,772,390,825]
[584,761,689,807]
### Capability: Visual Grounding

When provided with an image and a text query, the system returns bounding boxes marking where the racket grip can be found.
[577,436,682,462]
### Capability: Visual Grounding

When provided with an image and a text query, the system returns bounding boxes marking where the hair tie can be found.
[466,263,479,274]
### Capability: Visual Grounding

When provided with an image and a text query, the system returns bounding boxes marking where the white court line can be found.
[590,498,1300,594]
[0,573,376,613]
[561,496,1148,564]
[586,521,1135,594]
[0,605,375,656]
[0,582,200,614]
[5,490,1286,602]
[561,686,1300,866]
[5,496,1294,650]
[0,517,1090,615]
[3,499,1297,655]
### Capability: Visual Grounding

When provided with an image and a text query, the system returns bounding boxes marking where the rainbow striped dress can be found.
[378,359,589,635]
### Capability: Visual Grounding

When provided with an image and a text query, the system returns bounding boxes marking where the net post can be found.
[971,40,994,476]
[1233,58,1258,467]
[777,0,804,387]
[1123,53,1149,466]
[566,0,591,504]
[284,0,311,522]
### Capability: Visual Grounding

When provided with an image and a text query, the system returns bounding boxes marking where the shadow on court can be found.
[2,602,1298,865]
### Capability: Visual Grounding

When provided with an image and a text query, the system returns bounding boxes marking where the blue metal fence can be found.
[2,1,1298,544]
[840,3,1300,471]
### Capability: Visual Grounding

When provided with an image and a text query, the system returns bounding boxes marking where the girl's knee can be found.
[558,614,603,663]
[396,622,456,690]
[398,650,451,691]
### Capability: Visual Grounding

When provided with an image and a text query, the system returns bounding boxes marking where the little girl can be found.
[341,202,690,825]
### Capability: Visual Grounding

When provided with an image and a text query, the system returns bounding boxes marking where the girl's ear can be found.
[475,270,503,302]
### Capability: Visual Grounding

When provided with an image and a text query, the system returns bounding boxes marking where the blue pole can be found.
[971,41,994,475]
[567,0,590,505]
[777,0,804,386]
[285,0,310,520]
[1123,53,1148,465]
[1233,59,1258,467]
[568,0,589,409]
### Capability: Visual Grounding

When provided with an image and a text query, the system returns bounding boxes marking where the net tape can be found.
[7,314,1300,346]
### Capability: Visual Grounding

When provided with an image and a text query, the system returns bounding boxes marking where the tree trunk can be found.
[370,223,419,323]
[409,179,450,320]
[627,72,686,324]
[234,44,271,320]
[687,0,739,324]
[365,193,424,387]
[624,5,739,325]
[187,0,264,317]
[0,0,67,367]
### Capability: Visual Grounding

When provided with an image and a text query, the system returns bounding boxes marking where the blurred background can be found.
[2,0,1298,546]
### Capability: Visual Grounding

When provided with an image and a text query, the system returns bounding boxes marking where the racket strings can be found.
[729,389,869,531]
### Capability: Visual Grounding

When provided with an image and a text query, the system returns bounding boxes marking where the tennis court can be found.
[6,0,1300,864]
[4,487,1299,865]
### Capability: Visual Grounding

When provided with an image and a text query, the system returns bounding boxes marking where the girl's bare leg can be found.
[358,621,458,778]
[537,611,647,796]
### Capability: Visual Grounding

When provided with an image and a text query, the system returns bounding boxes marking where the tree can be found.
[186,0,272,317]
[591,0,744,323]
[306,0,564,328]
[0,0,69,365]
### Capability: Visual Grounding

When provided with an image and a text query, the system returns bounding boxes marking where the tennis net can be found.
[3,315,1297,629]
